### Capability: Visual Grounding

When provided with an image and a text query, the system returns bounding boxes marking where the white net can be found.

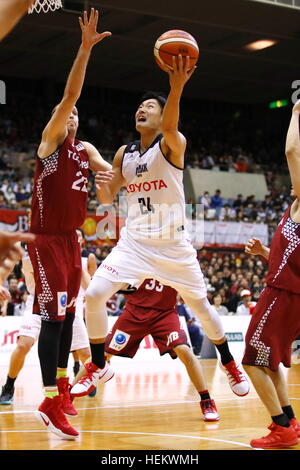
[28,0,63,14]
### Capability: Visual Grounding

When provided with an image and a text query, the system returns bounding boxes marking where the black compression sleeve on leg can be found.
[58,312,75,369]
[215,340,234,365]
[90,342,106,369]
[38,320,63,387]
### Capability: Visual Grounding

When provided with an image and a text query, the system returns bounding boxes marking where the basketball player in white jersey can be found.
[0,229,94,410]
[71,55,249,398]
[0,1,35,41]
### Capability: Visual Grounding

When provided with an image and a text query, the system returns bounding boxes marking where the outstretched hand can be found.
[160,55,197,90]
[79,8,111,51]
[95,170,115,190]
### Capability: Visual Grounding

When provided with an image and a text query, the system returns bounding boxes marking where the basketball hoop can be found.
[28,0,63,14]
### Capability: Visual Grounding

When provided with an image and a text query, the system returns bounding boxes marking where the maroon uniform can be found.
[105,279,188,358]
[28,137,89,321]
[243,207,300,370]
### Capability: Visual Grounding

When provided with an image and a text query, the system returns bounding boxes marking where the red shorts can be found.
[242,286,300,371]
[27,232,82,322]
[105,304,188,358]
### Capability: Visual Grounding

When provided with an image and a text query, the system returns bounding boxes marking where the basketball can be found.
[154,30,199,71]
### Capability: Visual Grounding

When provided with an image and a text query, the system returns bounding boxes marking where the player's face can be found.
[135,99,162,132]
[67,107,79,134]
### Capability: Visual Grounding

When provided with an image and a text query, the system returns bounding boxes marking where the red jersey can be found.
[30,137,89,234]
[126,279,177,311]
[266,207,300,293]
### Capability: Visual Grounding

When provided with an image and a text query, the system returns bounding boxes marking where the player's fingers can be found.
[94,10,99,27]
[95,178,112,186]
[79,16,84,31]
[185,55,190,72]
[89,8,94,24]
[95,172,115,179]
[178,54,183,73]
[172,55,178,73]
[10,232,35,244]
[84,10,88,26]
[160,62,173,73]
[187,65,197,77]
[96,31,112,43]
[96,170,115,176]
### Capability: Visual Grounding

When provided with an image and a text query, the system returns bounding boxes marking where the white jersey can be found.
[122,135,186,243]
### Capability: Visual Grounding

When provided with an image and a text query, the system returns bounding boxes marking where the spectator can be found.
[199,191,211,210]
[233,194,243,209]
[219,204,236,221]
[211,293,229,315]
[210,189,223,217]
[236,289,256,316]
[235,156,248,173]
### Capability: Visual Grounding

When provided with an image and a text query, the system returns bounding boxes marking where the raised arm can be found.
[285,100,300,199]
[82,141,112,172]
[95,145,127,204]
[38,9,111,158]
[0,1,35,41]
[160,56,196,168]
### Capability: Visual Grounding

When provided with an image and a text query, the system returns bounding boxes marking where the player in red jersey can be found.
[0,1,35,41]
[27,9,113,440]
[73,279,220,422]
[242,100,300,449]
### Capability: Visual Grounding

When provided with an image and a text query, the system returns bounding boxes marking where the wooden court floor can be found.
[0,357,299,451]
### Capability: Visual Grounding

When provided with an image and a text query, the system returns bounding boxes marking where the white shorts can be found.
[94,229,207,300]
[70,296,89,352]
[18,294,90,352]
[18,294,41,340]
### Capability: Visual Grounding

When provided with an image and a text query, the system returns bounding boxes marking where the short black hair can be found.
[140,91,167,110]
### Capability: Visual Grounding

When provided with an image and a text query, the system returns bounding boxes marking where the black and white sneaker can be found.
[0,386,14,405]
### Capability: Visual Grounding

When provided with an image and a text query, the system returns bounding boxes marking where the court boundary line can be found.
[0,428,259,449]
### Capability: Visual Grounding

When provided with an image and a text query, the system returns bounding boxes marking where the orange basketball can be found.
[154,30,199,71]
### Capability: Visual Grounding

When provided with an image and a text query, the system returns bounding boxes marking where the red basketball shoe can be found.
[57,377,78,416]
[222,361,250,396]
[70,362,114,397]
[250,424,298,449]
[35,394,79,440]
[290,418,300,437]
[200,399,220,422]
